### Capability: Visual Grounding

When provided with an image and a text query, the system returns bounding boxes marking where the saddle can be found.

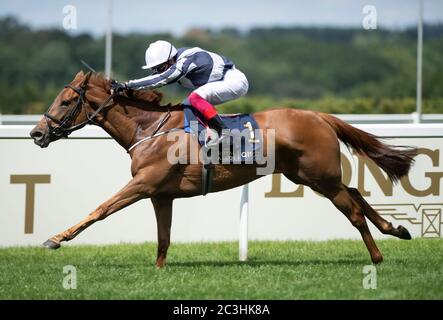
[182,100,263,195]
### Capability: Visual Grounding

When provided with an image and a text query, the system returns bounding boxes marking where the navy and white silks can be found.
[126,47,249,105]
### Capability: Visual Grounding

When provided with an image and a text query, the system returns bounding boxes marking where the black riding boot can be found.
[206,115,229,147]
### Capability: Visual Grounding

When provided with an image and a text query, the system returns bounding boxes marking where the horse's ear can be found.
[73,70,84,81]
[81,71,93,87]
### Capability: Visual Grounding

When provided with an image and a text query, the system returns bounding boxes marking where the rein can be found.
[44,75,183,152]
[127,106,183,153]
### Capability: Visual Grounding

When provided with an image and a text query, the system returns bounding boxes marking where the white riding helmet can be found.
[142,40,178,70]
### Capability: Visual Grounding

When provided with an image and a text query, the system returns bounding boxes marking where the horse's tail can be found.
[317,112,417,183]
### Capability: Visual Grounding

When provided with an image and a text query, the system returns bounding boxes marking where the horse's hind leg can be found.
[346,187,411,240]
[284,172,383,264]
[321,183,384,264]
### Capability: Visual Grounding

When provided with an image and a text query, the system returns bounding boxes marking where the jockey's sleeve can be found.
[126,64,184,89]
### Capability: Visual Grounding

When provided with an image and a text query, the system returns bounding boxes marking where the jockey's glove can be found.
[111,81,128,93]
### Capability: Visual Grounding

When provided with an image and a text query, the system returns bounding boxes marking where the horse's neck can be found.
[92,96,174,151]
[86,83,181,151]
[97,104,138,150]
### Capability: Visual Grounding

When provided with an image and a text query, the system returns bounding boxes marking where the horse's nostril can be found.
[30,130,44,140]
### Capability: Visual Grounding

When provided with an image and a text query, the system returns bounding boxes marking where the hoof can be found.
[155,258,166,268]
[398,225,412,240]
[43,239,61,250]
[371,254,383,265]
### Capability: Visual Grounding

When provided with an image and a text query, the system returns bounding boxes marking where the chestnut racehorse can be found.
[30,71,417,267]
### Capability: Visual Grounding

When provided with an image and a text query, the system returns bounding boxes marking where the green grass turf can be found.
[0,239,442,299]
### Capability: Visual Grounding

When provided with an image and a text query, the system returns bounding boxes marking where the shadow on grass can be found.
[167,257,369,268]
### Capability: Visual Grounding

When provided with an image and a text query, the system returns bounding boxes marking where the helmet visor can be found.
[151,62,169,74]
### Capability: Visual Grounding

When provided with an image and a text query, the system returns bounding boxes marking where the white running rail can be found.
[239,184,249,261]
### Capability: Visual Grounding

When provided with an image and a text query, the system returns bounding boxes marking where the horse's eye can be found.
[61,100,70,107]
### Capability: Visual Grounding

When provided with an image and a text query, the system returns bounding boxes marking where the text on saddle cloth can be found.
[182,102,263,164]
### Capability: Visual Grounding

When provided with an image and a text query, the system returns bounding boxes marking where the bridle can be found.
[43,73,180,152]
[44,80,116,139]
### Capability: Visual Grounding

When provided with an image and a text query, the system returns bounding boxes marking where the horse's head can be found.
[30,70,93,148]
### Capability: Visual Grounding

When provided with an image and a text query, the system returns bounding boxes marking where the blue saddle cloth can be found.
[182,101,262,164]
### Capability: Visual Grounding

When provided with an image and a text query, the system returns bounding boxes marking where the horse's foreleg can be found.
[43,176,147,249]
[151,196,173,268]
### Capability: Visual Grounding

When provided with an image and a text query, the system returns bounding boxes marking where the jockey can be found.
[112,40,249,147]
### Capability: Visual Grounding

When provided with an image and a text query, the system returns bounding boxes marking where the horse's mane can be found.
[90,72,168,106]
[132,88,164,104]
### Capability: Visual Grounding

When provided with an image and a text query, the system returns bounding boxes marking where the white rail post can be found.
[415,0,423,123]
[239,184,249,261]
[104,0,113,78]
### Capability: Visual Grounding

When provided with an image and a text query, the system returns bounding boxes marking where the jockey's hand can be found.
[111,81,128,94]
